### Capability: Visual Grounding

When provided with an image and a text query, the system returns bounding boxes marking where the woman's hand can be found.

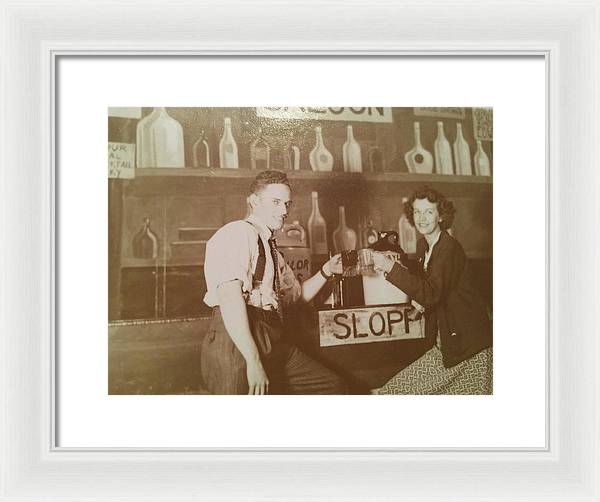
[372,251,395,274]
[323,253,343,276]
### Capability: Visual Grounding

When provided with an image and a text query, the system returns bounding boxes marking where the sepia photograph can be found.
[108,106,493,395]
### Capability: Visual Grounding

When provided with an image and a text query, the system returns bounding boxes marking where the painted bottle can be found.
[367,146,385,173]
[132,217,159,259]
[342,125,362,173]
[283,136,301,171]
[308,191,329,255]
[191,130,210,168]
[473,139,491,176]
[363,218,379,247]
[146,108,185,168]
[136,108,161,168]
[404,122,434,174]
[332,206,358,252]
[453,123,473,175]
[434,121,454,175]
[250,127,270,170]
[136,108,185,168]
[219,117,239,169]
[309,126,334,172]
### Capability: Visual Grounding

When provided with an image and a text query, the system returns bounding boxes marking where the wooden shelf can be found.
[132,167,492,184]
[121,258,204,269]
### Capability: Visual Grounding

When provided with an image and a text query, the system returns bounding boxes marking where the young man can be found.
[201,170,347,395]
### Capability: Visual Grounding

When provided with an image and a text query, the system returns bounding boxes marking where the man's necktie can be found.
[268,237,283,321]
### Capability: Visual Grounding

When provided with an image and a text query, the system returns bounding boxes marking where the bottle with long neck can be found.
[132,217,159,259]
[309,126,334,172]
[434,121,454,175]
[474,139,491,176]
[219,117,239,169]
[250,127,270,170]
[342,125,362,173]
[404,121,434,174]
[307,191,328,255]
[398,197,417,254]
[453,123,472,175]
[192,130,210,168]
[332,206,358,252]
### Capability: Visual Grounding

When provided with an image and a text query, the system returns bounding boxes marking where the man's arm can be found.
[216,280,269,395]
[299,254,342,303]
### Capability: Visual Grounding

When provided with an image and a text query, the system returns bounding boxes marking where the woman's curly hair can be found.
[404,186,456,230]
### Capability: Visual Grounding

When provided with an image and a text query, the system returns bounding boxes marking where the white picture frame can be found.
[1,1,598,500]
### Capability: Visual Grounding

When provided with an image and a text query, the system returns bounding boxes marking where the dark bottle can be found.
[132,217,159,259]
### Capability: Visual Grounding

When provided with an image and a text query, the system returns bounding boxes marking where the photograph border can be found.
[1,1,598,500]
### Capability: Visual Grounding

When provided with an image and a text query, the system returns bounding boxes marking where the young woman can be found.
[372,187,492,394]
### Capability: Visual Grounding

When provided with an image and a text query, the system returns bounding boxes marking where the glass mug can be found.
[358,248,375,275]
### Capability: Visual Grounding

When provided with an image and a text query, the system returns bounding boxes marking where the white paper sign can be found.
[108,142,135,179]
[108,107,142,119]
[256,106,393,123]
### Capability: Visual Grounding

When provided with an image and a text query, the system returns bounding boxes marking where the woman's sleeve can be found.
[385,242,465,308]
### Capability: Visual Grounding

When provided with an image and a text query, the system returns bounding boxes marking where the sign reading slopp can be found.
[319,303,424,347]
[256,107,393,123]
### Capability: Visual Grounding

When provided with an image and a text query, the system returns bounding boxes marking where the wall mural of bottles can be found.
[113,107,493,318]
[128,107,492,176]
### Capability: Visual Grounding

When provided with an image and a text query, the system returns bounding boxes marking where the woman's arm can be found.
[373,242,465,307]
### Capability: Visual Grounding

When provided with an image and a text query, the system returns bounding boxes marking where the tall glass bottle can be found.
[453,123,473,175]
[342,125,362,173]
[191,130,210,168]
[332,206,358,252]
[474,140,491,176]
[308,191,328,255]
[309,126,334,172]
[132,217,159,259]
[404,122,434,174]
[434,121,454,175]
[398,197,417,254]
[219,117,239,169]
[250,127,270,170]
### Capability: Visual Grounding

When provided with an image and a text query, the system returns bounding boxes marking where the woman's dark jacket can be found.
[386,230,492,368]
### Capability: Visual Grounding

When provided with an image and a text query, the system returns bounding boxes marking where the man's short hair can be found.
[249,170,291,195]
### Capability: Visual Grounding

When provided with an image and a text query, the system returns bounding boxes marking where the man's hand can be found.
[323,253,343,275]
[246,358,269,395]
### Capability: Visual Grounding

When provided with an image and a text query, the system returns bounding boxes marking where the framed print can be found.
[1,1,599,501]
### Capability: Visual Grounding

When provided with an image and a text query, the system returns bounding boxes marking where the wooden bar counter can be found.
[108,301,429,395]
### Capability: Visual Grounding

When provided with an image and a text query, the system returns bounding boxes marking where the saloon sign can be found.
[256,107,393,123]
[318,304,424,347]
